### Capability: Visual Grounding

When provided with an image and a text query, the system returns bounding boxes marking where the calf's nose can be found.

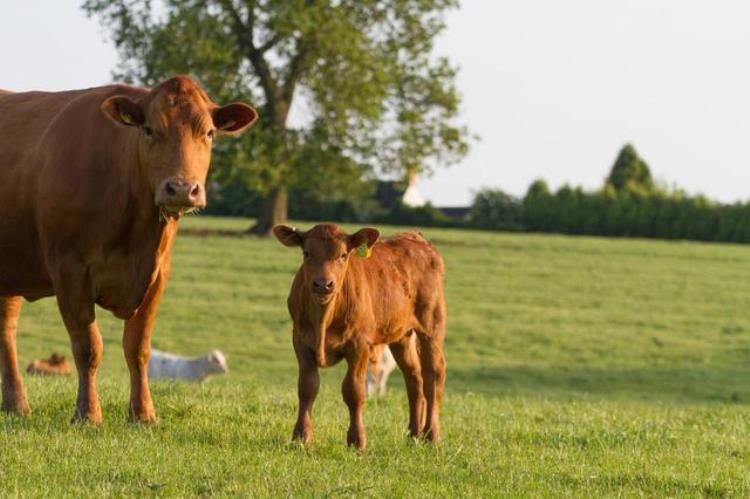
[312,278,335,293]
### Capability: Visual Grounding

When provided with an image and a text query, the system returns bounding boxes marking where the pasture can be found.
[3,216,750,496]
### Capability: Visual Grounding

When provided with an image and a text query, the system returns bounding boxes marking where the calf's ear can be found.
[213,103,258,134]
[349,228,380,250]
[101,96,145,127]
[273,225,303,247]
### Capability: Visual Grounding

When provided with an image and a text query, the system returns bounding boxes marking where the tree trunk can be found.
[248,186,288,236]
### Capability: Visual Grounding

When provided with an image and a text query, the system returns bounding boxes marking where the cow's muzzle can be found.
[155,177,206,215]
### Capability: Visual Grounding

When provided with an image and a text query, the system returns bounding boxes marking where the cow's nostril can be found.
[190,184,201,198]
[325,281,334,290]
[165,183,177,196]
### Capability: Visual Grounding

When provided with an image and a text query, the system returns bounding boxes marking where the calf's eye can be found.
[143,126,153,138]
[340,253,347,260]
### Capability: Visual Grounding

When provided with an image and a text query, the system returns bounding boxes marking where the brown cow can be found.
[0,76,257,423]
[274,223,447,449]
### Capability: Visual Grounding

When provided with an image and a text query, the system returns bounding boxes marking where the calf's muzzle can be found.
[312,278,335,294]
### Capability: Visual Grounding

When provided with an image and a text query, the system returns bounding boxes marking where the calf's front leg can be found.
[342,350,369,450]
[292,335,319,444]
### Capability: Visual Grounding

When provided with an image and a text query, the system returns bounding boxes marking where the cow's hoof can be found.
[129,411,157,424]
[71,409,103,425]
[129,402,157,424]
[422,427,441,444]
[1,399,31,417]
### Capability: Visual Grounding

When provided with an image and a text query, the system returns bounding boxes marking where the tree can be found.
[605,143,654,195]
[468,189,522,231]
[83,0,470,234]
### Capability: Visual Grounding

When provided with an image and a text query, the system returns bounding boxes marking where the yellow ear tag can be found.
[356,243,371,258]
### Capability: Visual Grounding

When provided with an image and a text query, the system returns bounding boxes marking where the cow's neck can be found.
[111,129,178,266]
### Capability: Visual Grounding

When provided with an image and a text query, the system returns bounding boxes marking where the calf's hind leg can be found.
[389,334,425,437]
[0,296,30,415]
[417,318,446,443]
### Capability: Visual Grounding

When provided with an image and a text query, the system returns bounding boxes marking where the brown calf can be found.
[274,223,447,449]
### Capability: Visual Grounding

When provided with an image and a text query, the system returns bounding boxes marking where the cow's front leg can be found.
[56,290,103,424]
[123,269,168,423]
[342,348,369,450]
[0,296,30,415]
[292,334,319,444]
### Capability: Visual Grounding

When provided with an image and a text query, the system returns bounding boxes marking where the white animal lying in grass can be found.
[366,345,398,396]
[148,349,229,382]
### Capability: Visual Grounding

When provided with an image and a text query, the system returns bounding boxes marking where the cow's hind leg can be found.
[389,334,425,438]
[56,291,103,424]
[292,335,319,444]
[417,311,446,443]
[342,349,369,450]
[0,296,30,415]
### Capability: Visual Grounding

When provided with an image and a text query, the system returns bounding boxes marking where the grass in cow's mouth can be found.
[5,215,750,496]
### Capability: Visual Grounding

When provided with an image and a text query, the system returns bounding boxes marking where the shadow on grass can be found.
[448,364,750,405]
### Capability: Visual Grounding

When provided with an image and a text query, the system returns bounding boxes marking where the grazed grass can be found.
[4,216,750,496]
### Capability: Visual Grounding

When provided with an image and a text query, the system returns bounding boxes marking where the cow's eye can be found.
[340,253,347,260]
[143,126,153,138]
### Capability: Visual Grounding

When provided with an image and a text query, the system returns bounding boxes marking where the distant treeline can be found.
[207,144,750,243]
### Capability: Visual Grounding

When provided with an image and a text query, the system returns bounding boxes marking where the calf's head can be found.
[101,75,257,218]
[274,223,380,304]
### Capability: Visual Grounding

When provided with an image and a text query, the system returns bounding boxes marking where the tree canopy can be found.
[605,143,654,195]
[83,0,470,233]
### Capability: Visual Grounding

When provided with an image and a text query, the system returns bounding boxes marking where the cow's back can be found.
[0,85,144,297]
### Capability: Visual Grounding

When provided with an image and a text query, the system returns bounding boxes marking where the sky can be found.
[1,1,748,206]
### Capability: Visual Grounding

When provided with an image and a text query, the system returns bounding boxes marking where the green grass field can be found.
[3,216,750,496]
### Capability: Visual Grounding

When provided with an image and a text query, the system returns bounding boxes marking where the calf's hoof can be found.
[292,425,312,445]
[347,428,366,451]
[1,398,31,417]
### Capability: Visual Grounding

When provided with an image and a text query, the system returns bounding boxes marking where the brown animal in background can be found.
[27,354,72,376]
[0,76,257,422]
[275,223,447,449]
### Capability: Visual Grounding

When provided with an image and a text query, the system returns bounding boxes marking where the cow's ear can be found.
[101,96,145,127]
[273,225,303,247]
[348,228,380,250]
[213,103,258,134]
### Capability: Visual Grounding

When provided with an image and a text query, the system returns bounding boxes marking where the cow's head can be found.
[101,76,257,218]
[274,223,380,304]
